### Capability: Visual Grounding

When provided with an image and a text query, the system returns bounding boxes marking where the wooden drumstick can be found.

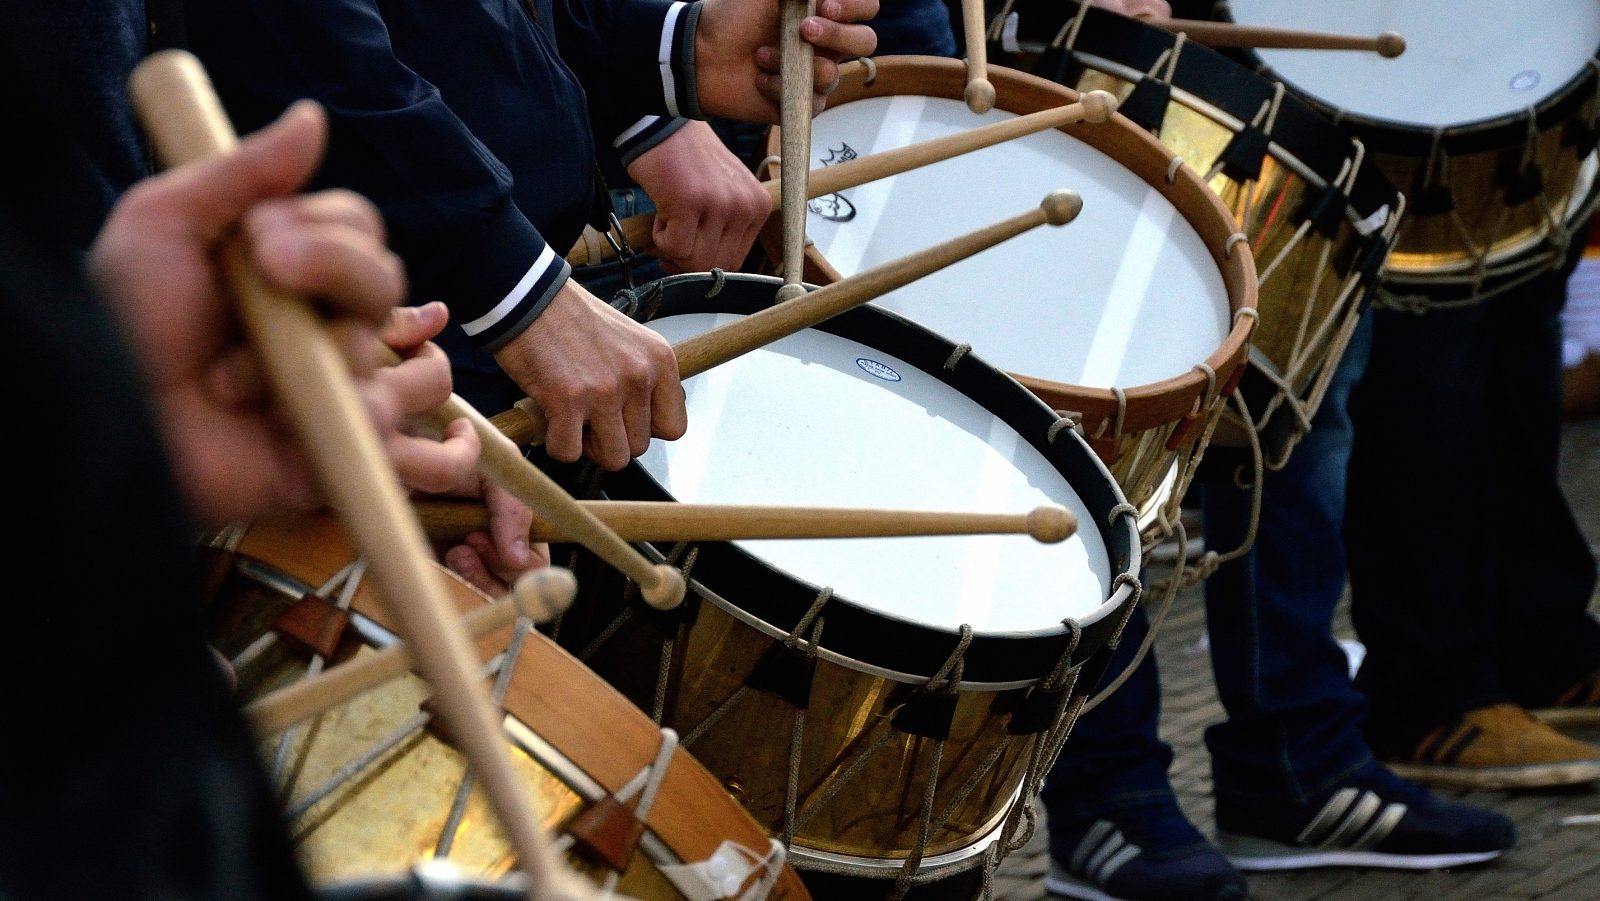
[128,50,592,901]
[246,567,578,737]
[1153,17,1405,58]
[497,189,1083,444]
[672,189,1080,377]
[960,0,995,113]
[414,497,1079,544]
[379,348,685,612]
[565,90,1117,267]
[777,0,817,303]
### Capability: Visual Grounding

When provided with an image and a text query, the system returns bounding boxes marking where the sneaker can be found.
[1379,703,1600,789]
[1045,801,1247,901]
[1528,669,1600,727]
[1215,764,1514,872]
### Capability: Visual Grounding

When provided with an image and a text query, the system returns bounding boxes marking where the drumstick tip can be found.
[1027,505,1078,543]
[1041,190,1083,226]
[641,564,687,610]
[1376,31,1406,58]
[965,78,996,115]
[1082,90,1118,124]
[509,566,578,623]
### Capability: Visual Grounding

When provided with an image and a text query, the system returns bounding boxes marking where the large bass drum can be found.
[760,55,1256,547]
[202,513,810,901]
[1216,0,1600,309]
[550,271,1142,898]
[988,0,1404,468]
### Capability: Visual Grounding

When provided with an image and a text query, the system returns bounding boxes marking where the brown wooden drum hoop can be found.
[215,512,811,901]
[761,56,1257,445]
[1009,29,1400,461]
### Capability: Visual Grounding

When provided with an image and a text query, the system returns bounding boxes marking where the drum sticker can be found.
[1510,70,1541,93]
[809,143,859,222]
[855,357,903,382]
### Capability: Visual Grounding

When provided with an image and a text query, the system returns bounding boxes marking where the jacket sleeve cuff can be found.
[451,206,572,354]
[614,115,689,168]
[662,1,703,119]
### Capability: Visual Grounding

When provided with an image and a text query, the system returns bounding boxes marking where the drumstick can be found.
[960,0,995,113]
[413,497,1079,544]
[496,189,1083,444]
[777,0,817,303]
[1153,17,1405,58]
[128,50,593,901]
[246,567,577,737]
[378,347,685,611]
[564,90,1117,266]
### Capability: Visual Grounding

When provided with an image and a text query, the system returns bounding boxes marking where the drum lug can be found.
[565,795,648,874]
[1087,433,1121,465]
[272,592,351,660]
[748,642,817,710]
[1163,410,1205,453]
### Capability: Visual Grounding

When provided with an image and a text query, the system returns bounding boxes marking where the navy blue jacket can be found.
[184,0,703,358]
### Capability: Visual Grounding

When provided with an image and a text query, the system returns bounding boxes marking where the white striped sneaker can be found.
[1215,767,1515,872]
[1044,817,1247,901]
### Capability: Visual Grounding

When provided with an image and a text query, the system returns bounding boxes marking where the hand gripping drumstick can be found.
[377,346,686,611]
[776,0,817,303]
[413,497,1078,544]
[1151,17,1405,58]
[246,567,577,737]
[960,0,995,112]
[565,90,1117,266]
[129,50,599,901]
[495,189,1084,445]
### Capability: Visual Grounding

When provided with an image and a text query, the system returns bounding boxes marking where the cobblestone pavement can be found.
[988,419,1600,901]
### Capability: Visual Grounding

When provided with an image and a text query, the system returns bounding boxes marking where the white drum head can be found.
[1225,0,1600,127]
[805,95,1231,390]
[637,313,1114,633]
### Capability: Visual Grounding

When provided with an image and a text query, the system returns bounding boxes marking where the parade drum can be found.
[1218,0,1600,307]
[201,513,809,901]
[762,56,1255,544]
[553,272,1143,898]
[989,0,1404,466]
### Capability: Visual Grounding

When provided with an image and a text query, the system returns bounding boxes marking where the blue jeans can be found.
[1347,252,1600,749]
[869,0,958,57]
[1041,312,1376,818]
[1201,313,1375,805]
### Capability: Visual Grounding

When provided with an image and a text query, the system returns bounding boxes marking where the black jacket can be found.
[184,0,702,359]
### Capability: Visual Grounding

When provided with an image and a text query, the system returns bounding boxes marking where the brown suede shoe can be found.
[1382,703,1600,790]
[1529,671,1600,728]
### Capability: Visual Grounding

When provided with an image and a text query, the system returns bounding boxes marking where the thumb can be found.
[146,100,330,243]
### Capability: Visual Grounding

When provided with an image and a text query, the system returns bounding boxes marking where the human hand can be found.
[438,483,552,596]
[696,0,881,123]
[627,121,773,274]
[90,101,410,527]
[492,281,686,470]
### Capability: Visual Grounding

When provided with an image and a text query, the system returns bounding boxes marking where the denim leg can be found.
[1202,313,1375,805]
[571,187,667,302]
[1347,297,1507,745]
[1485,263,1600,706]
[1039,604,1180,820]
[868,0,959,57]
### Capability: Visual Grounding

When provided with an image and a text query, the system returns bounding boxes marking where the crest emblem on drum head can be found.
[808,143,860,222]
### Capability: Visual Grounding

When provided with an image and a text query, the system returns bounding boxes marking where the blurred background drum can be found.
[202,514,807,901]
[550,271,1142,898]
[1216,0,1600,308]
[760,56,1256,546]
[987,0,1403,468]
